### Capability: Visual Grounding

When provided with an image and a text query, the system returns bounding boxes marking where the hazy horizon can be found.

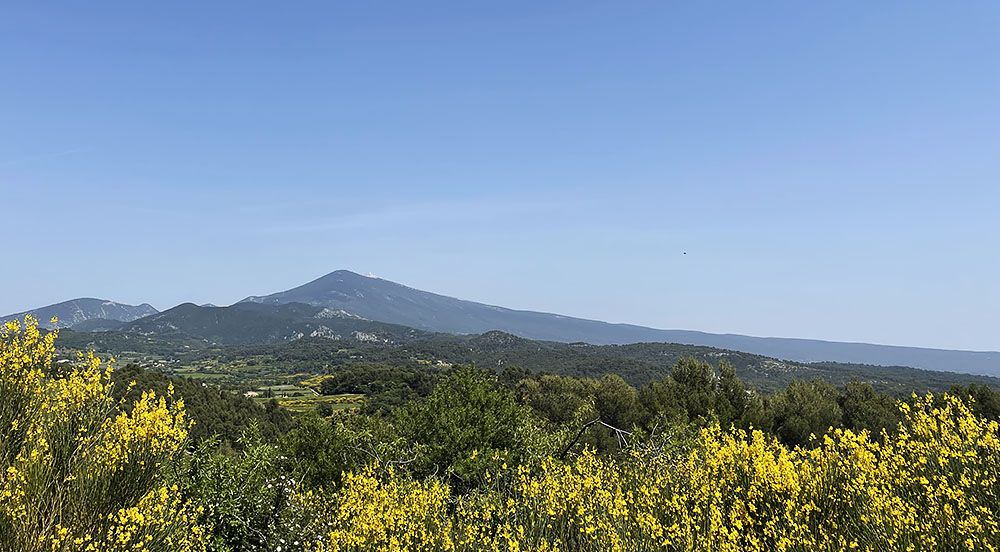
[3,2,999,351]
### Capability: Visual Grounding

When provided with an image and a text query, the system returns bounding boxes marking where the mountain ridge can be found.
[1,298,158,329]
[242,270,1000,377]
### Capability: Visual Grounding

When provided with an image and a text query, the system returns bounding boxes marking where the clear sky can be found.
[2,2,998,351]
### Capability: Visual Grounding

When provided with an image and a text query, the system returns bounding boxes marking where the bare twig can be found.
[559,418,632,460]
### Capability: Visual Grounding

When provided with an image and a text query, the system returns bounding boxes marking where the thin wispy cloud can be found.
[1,148,86,167]
[251,197,588,235]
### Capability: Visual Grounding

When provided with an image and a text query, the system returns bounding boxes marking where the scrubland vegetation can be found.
[3,316,999,551]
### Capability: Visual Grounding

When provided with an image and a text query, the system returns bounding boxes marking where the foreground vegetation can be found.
[3,317,999,551]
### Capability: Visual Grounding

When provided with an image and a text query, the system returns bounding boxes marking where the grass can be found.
[255,393,364,414]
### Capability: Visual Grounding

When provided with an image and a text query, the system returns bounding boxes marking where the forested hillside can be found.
[55,320,1000,396]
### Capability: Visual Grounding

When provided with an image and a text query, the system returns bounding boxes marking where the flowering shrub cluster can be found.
[0,316,204,552]
[308,394,999,551]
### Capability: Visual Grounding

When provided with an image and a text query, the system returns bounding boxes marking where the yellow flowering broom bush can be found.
[306,465,454,552]
[309,390,1000,552]
[0,316,206,552]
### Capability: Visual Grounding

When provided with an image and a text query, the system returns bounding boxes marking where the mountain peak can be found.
[317,269,380,283]
[324,269,361,277]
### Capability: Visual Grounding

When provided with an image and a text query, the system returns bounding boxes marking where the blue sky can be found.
[2,2,998,350]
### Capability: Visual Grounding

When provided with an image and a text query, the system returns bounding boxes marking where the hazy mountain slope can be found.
[243,270,1000,377]
[71,318,128,332]
[2,298,158,329]
[242,271,701,342]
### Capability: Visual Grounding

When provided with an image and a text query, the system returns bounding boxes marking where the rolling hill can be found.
[116,301,429,346]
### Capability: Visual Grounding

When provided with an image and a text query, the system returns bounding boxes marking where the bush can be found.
[0,316,205,551]
[176,427,308,552]
[768,379,843,446]
[396,366,550,489]
[305,391,1000,551]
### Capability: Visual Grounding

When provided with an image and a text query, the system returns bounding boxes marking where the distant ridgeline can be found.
[1,298,157,329]
[7,270,999,381]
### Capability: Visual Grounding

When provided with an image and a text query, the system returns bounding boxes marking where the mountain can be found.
[71,318,128,332]
[117,301,428,346]
[2,298,158,329]
[243,270,1000,377]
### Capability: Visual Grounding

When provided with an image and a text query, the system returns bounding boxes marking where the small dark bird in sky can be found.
[683,252,687,255]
